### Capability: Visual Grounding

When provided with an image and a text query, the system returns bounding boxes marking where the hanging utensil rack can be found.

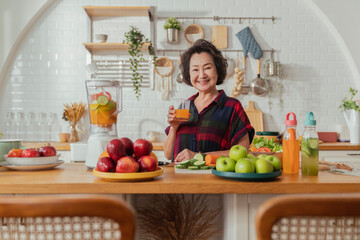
[157,16,276,23]
[91,59,153,88]
[157,49,279,53]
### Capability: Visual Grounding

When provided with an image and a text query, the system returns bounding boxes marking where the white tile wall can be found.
[0,0,355,141]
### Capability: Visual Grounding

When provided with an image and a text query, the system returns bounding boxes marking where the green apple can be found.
[257,154,268,159]
[265,155,281,171]
[216,157,236,172]
[229,145,248,161]
[235,158,255,173]
[247,153,257,159]
[255,158,274,173]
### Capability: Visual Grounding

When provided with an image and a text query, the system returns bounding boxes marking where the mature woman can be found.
[164,39,254,162]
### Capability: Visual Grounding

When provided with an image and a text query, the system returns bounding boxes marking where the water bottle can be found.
[301,112,319,176]
[283,112,300,174]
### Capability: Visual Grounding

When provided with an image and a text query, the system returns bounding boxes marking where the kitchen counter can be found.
[22,141,360,151]
[0,163,359,194]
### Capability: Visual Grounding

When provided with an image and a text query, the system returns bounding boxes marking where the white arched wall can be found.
[0,0,359,139]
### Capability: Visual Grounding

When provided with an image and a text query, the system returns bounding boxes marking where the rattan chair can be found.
[0,194,135,240]
[255,194,360,240]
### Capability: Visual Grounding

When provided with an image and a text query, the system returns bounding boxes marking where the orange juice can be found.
[282,139,300,173]
[89,101,117,127]
[175,109,189,121]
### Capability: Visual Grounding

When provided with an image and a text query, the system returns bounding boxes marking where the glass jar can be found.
[301,112,319,176]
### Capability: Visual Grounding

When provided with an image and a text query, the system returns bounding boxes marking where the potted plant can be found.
[123,26,155,100]
[164,17,181,43]
[339,87,360,144]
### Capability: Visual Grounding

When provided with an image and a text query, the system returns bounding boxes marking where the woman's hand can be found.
[175,149,197,162]
[167,105,181,130]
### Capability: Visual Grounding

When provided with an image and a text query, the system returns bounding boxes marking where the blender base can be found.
[85,135,116,169]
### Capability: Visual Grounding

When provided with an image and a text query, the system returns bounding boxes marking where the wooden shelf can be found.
[83,6,151,18]
[82,42,150,53]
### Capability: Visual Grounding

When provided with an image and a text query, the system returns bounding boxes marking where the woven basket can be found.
[184,24,204,44]
[154,57,174,77]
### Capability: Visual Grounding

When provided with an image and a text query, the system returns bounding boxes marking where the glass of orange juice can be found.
[174,98,190,121]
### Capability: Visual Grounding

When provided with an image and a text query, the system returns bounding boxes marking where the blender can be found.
[85,80,122,168]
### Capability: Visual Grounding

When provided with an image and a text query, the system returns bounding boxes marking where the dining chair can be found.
[0,194,135,240]
[255,194,360,240]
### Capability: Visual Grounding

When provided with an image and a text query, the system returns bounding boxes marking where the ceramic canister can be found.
[0,139,22,162]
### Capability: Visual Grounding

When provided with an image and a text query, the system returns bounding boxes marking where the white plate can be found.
[0,160,65,171]
[4,154,61,166]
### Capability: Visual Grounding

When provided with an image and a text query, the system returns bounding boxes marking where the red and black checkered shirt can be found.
[166,90,254,160]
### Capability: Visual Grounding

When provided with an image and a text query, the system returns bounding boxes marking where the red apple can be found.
[116,156,139,173]
[107,139,126,162]
[39,145,57,157]
[119,137,134,156]
[22,148,40,158]
[133,139,153,158]
[97,157,116,172]
[138,155,157,172]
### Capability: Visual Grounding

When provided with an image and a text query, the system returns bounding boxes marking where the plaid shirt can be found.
[166,90,254,160]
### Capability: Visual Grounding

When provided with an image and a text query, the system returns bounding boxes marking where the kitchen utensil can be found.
[225,56,235,78]
[235,26,263,59]
[85,80,122,169]
[85,62,99,75]
[154,57,174,100]
[211,25,228,49]
[266,50,275,77]
[250,59,267,96]
[175,167,212,174]
[176,53,183,83]
[240,55,250,94]
[93,167,164,181]
[4,154,61,166]
[244,101,264,132]
[212,169,282,181]
[184,24,204,44]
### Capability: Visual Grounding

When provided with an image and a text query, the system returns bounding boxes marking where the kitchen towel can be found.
[235,27,263,59]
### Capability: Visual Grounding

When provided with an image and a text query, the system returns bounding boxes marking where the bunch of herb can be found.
[164,17,181,30]
[338,87,360,112]
[123,26,155,100]
[252,137,283,152]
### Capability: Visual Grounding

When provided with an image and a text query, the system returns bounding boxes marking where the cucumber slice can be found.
[301,145,311,157]
[188,159,197,166]
[309,139,319,149]
[188,166,200,170]
[200,166,212,170]
[194,153,206,161]
[193,160,205,167]
[97,95,109,106]
[175,165,187,169]
[180,160,190,166]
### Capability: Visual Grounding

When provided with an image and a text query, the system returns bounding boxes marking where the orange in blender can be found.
[89,95,117,127]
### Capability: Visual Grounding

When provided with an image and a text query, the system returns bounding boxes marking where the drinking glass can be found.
[6,112,15,139]
[173,98,190,121]
[25,112,37,141]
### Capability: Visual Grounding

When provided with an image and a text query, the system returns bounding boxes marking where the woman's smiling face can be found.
[189,52,218,93]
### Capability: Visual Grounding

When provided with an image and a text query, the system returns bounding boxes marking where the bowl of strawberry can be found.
[4,145,60,166]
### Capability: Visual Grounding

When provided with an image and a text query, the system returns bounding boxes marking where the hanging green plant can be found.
[123,26,155,100]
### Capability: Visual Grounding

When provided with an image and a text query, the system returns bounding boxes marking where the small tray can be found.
[93,167,164,182]
[212,169,282,181]
[4,154,61,166]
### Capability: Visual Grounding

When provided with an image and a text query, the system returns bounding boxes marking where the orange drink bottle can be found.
[282,112,300,174]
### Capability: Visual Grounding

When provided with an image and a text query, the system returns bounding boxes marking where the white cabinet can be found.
[319,150,360,162]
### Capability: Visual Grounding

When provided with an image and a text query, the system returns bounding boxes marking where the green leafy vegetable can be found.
[252,137,282,152]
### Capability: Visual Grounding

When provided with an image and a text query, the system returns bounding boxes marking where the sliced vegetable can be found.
[188,166,200,170]
[194,153,206,161]
[205,154,220,166]
[193,160,205,167]
[251,137,283,153]
[256,147,272,152]
[97,95,109,106]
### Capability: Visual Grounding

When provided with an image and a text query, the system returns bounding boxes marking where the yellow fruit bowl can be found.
[93,167,164,182]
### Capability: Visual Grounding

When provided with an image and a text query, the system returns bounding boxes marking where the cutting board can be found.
[244,101,263,132]
[174,167,212,174]
[211,25,228,49]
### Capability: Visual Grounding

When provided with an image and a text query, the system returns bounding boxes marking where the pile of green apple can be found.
[216,145,281,173]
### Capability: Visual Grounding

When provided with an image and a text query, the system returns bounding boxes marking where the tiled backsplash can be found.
[0,0,355,141]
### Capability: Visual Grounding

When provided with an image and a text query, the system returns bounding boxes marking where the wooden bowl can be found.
[184,24,204,44]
